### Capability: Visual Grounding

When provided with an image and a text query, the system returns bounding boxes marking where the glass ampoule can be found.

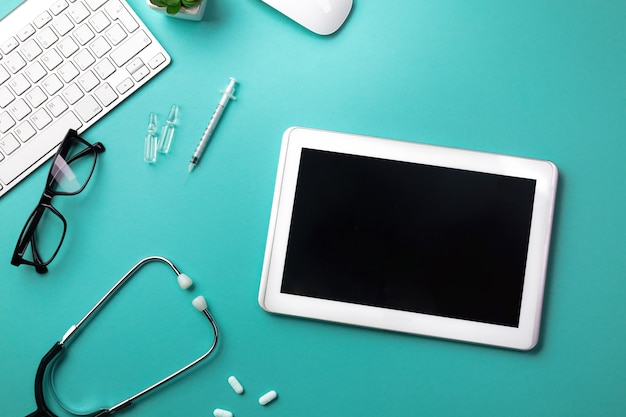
[144,112,158,163]
[158,104,179,154]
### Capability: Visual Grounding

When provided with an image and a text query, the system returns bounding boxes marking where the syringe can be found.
[188,77,238,173]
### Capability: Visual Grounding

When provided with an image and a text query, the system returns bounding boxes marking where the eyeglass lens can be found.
[49,138,98,194]
[21,207,66,266]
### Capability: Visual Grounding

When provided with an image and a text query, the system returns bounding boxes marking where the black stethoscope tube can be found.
[27,342,63,417]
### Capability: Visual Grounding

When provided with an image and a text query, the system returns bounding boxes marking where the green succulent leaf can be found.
[166,3,181,14]
[181,0,200,7]
[151,0,202,14]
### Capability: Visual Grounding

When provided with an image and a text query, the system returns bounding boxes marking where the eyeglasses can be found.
[11,129,105,274]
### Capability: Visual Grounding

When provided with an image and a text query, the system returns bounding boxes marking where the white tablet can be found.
[259,127,558,350]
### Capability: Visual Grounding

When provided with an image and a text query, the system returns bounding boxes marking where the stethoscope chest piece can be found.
[26,256,219,417]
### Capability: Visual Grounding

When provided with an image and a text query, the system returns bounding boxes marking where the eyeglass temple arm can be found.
[25,342,63,417]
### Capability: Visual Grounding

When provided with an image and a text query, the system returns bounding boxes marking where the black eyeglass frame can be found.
[11,129,105,274]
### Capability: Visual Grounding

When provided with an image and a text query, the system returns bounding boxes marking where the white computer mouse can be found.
[260,0,353,36]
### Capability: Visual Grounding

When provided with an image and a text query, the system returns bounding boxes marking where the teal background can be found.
[1,1,625,416]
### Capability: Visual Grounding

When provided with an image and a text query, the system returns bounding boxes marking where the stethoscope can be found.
[26,256,219,417]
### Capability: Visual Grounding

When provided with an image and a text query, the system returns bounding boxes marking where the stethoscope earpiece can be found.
[177,273,193,290]
[192,295,208,311]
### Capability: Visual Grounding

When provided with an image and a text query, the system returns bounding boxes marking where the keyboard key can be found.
[86,0,110,10]
[126,58,144,74]
[94,58,115,79]
[46,96,69,117]
[77,70,99,91]
[42,74,63,95]
[115,77,133,94]
[74,95,102,122]
[90,37,111,58]
[5,53,27,73]
[21,39,43,61]
[69,2,91,23]
[9,74,31,95]
[1,37,19,54]
[58,61,79,82]
[15,121,37,142]
[25,86,47,108]
[34,11,53,28]
[36,27,59,49]
[51,14,75,36]
[50,0,70,15]
[89,11,111,32]
[31,108,53,129]
[131,65,149,82]
[110,30,151,66]
[17,24,36,42]
[0,111,16,133]
[41,49,63,70]
[25,62,47,83]
[105,23,126,45]
[0,86,15,108]
[8,98,31,121]
[0,65,10,84]
[0,111,82,185]
[74,49,95,70]
[0,133,20,155]
[94,82,117,106]
[105,0,139,33]
[57,37,79,57]
[148,53,166,69]
[73,24,95,45]
[62,83,84,104]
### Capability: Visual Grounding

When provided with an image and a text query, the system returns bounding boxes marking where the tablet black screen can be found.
[280,148,536,327]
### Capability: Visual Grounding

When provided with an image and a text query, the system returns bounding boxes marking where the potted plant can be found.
[147,0,207,21]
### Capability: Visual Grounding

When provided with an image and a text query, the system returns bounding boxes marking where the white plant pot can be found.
[146,0,207,21]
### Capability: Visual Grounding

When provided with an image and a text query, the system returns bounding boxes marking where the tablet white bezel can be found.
[259,127,558,350]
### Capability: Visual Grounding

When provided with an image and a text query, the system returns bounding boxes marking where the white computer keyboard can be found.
[0,0,170,198]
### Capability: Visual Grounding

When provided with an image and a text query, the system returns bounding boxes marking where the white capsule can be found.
[192,295,208,311]
[177,273,193,290]
[228,375,244,394]
[258,390,277,406]
[213,408,233,417]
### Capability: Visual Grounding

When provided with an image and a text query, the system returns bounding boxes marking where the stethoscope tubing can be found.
[27,342,64,417]
[26,256,219,417]
[107,307,219,414]
[61,256,182,344]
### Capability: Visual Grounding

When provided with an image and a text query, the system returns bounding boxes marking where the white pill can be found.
[258,390,277,406]
[192,295,208,311]
[177,273,193,289]
[228,376,244,394]
[213,408,233,417]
